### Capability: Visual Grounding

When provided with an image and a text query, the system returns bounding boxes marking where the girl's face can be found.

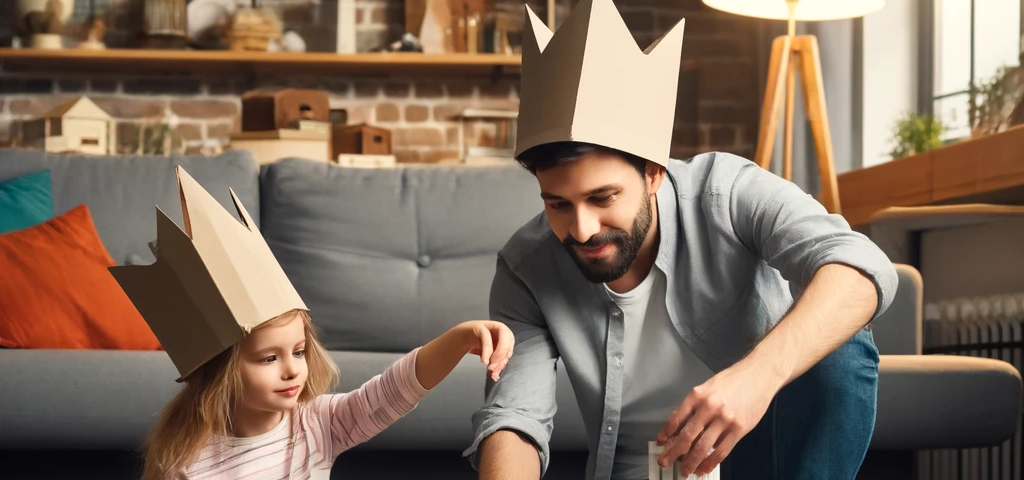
[237,312,309,414]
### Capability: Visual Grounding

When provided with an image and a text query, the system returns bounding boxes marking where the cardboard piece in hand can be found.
[648,442,720,480]
[109,166,307,382]
[514,0,686,167]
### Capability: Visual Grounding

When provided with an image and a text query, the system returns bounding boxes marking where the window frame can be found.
[919,0,1024,131]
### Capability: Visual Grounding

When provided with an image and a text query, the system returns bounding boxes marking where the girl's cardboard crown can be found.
[514,0,686,166]
[109,166,307,382]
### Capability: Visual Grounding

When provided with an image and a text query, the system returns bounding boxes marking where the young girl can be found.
[141,308,512,480]
[114,166,514,479]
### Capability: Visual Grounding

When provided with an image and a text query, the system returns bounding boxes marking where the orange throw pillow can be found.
[0,204,162,350]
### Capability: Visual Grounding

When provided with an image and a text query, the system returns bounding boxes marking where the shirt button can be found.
[611,310,621,317]
[607,425,613,432]
[417,255,431,267]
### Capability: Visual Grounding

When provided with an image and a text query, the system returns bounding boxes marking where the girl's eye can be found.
[294,350,305,358]
[261,355,277,363]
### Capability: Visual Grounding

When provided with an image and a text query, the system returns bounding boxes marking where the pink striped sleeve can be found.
[322,348,431,455]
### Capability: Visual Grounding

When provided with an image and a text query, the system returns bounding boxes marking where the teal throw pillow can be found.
[0,169,54,234]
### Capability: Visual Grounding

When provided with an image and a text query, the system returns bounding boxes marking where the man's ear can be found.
[645,163,666,195]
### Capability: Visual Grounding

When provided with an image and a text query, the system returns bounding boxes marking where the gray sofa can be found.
[0,148,1019,480]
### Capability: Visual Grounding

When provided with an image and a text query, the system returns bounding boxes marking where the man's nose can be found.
[569,207,601,244]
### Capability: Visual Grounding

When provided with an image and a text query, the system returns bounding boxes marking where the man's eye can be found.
[593,195,614,204]
[547,202,568,210]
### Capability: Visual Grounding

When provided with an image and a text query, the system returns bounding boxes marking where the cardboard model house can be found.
[514,0,685,167]
[22,97,116,155]
[109,166,307,382]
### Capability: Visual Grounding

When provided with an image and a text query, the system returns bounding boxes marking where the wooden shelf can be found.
[0,48,522,77]
[837,125,1024,228]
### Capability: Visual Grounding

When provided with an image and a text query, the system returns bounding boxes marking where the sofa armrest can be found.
[869,204,1024,265]
[870,264,923,355]
[872,355,1022,450]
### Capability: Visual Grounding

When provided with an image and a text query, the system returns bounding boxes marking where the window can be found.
[932,0,1023,140]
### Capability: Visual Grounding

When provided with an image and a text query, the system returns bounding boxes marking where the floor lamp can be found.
[702,0,886,214]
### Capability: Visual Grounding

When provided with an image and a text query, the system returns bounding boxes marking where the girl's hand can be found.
[462,320,514,382]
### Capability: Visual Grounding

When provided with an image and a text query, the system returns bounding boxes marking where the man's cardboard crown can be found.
[110,166,307,382]
[515,0,686,167]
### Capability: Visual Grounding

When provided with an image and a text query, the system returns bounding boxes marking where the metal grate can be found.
[918,293,1024,480]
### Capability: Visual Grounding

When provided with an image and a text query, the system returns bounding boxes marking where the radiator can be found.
[918,292,1024,480]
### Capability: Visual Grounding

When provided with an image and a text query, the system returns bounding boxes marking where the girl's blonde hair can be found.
[140,309,339,480]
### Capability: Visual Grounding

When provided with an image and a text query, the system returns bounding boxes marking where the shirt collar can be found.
[654,169,679,272]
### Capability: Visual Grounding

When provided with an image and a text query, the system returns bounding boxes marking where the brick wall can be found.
[0,0,763,163]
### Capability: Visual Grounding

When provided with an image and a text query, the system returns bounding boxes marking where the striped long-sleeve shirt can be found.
[182,348,429,480]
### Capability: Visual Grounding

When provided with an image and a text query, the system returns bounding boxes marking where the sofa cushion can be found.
[0,204,162,350]
[260,159,544,352]
[0,169,53,234]
[0,148,261,266]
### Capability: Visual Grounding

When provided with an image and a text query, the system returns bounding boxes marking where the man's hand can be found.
[654,263,881,476]
[654,363,783,476]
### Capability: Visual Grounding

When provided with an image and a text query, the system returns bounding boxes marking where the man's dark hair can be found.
[514,141,649,178]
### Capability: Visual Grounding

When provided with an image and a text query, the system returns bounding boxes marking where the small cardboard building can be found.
[22,97,116,155]
[241,89,331,132]
[332,123,392,158]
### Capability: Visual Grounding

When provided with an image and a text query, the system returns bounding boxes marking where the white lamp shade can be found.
[702,0,886,21]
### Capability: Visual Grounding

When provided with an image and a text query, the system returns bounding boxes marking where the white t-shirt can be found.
[605,267,715,480]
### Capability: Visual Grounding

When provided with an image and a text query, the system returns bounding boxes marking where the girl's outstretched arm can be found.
[322,350,428,455]
[318,321,514,456]
[416,320,514,390]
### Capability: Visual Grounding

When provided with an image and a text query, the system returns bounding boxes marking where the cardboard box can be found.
[336,153,397,168]
[648,442,720,480]
[241,89,331,132]
[229,129,330,165]
[332,123,392,157]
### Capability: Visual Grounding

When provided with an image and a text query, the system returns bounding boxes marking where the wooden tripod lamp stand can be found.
[702,0,886,214]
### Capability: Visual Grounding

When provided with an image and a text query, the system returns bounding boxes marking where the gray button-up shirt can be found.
[463,152,898,480]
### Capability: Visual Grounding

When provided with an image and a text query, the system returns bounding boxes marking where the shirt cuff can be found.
[463,413,551,477]
[400,347,432,399]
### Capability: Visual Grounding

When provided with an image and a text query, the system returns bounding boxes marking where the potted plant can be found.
[887,111,947,160]
[14,0,75,49]
[968,65,1024,138]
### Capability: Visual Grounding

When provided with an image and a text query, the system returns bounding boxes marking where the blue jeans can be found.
[721,327,880,480]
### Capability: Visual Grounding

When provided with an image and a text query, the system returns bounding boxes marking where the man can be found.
[462,0,898,479]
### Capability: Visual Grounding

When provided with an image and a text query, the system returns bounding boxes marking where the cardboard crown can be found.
[109,166,307,382]
[515,0,686,167]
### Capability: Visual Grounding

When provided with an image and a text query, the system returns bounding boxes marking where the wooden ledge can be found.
[0,48,522,77]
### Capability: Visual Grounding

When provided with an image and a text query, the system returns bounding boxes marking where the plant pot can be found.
[31,33,63,49]
[17,0,75,23]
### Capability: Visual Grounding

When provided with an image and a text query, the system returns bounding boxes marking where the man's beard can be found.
[562,194,653,284]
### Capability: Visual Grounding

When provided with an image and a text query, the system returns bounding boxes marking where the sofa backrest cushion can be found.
[0,149,261,266]
[260,158,544,352]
